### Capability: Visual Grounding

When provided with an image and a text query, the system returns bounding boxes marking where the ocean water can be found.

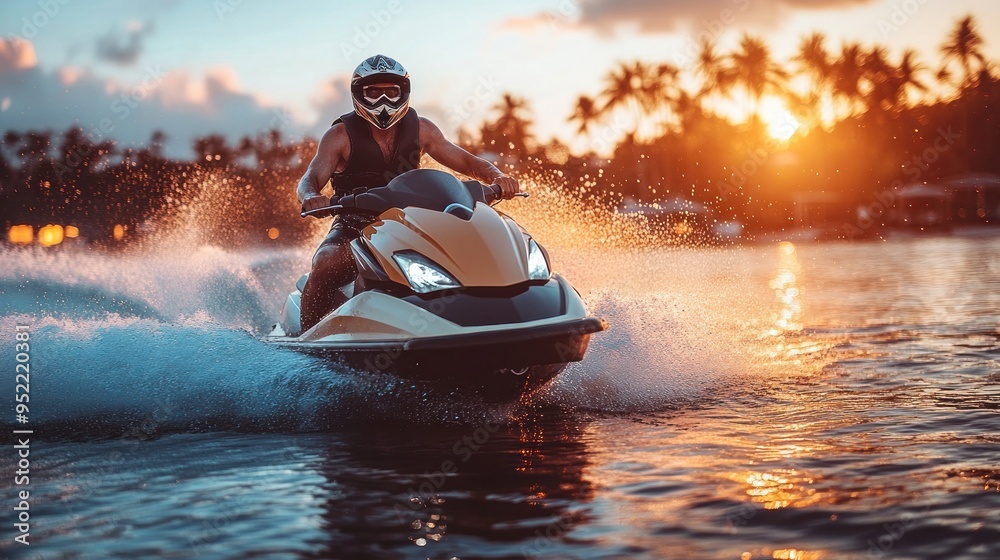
[1,232,998,559]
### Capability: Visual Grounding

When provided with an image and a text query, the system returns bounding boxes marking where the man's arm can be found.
[419,117,520,199]
[297,124,349,215]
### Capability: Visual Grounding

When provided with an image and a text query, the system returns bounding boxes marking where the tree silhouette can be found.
[193,134,234,166]
[894,50,927,108]
[569,95,599,136]
[793,32,832,126]
[726,34,788,122]
[480,93,535,156]
[598,60,680,138]
[599,61,643,132]
[940,15,987,91]
[696,38,730,98]
[831,42,866,119]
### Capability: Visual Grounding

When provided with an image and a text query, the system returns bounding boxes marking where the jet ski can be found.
[265,169,606,400]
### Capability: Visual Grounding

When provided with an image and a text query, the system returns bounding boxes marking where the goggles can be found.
[363,84,402,101]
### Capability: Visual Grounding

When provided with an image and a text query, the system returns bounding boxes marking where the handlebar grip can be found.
[487,184,529,201]
[300,205,343,218]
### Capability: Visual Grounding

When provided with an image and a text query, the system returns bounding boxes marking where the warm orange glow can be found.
[65,225,79,238]
[267,227,280,240]
[113,224,125,241]
[772,549,823,560]
[8,225,33,244]
[769,242,802,335]
[760,96,801,141]
[38,224,64,247]
[673,221,692,236]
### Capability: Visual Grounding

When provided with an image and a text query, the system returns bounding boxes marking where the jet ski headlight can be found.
[527,238,550,280]
[392,251,461,293]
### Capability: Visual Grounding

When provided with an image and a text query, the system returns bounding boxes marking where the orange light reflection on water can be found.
[729,469,826,510]
[769,242,802,336]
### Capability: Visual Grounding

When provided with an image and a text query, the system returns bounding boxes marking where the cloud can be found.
[0,37,457,160]
[0,37,37,72]
[0,39,306,158]
[533,0,878,33]
[309,75,354,133]
[95,21,155,66]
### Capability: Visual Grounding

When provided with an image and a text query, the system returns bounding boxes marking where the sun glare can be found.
[760,97,801,141]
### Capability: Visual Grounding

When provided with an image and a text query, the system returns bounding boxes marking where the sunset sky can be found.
[1,0,998,156]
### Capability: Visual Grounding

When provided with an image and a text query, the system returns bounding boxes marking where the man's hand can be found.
[301,195,332,218]
[492,175,520,200]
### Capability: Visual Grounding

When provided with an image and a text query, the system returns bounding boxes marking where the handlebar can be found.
[486,183,530,202]
[300,182,528,219]
[301,205,343,218]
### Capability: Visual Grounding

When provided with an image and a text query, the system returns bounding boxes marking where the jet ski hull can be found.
[269,317,603,399]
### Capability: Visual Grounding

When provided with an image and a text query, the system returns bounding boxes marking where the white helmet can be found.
[350,54,411,129]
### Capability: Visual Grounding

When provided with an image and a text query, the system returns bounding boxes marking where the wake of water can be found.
[0,174,787,436]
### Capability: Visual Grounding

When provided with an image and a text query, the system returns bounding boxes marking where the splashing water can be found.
[0,170,792,436]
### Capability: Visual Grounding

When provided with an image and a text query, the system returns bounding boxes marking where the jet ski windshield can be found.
[336,169,489,216]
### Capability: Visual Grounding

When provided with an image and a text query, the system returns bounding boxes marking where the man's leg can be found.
[299,225,358,333]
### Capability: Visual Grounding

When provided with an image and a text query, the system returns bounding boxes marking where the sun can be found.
[759,96,801,141]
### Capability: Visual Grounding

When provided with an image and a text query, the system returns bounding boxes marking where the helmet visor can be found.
[362,84,402,102]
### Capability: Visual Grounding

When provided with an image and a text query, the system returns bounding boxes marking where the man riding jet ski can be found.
[270,55,605,399]
[296,54,521,332]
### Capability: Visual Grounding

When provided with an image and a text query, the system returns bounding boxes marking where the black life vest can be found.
[329,109,421,197]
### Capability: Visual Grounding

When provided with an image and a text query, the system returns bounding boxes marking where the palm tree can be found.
[795,32,831,84]
[568,95,599,135]
[939,15,988,169]
[695,38,729,97]
[793,32,832,126]
[599,60,680,138]
[891,49,927,109]
[727,34,788,122]
[641,63,682,133]
[862,45,894,114]
[599,60,643,131]
[830,42,866,118]
[940,15,986,90]
[482,93,535,156]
